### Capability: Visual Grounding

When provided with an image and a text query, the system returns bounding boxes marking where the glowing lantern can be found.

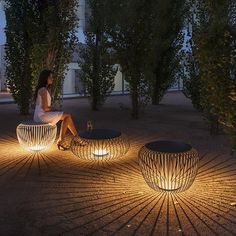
[71,129,129,160]
[16,122,57,152]
[92,149,109,156]
[139,140,199,192]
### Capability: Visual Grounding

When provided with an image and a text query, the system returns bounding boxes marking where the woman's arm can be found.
[39,88,51,112]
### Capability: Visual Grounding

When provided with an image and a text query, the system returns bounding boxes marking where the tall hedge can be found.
[30,0,79,106]
[4,0,78,114]
[5,0,33,114]
[79,0,116,110]
[185,0,236,148]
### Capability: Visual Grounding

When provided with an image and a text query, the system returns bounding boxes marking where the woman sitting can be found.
[34,69,78,150]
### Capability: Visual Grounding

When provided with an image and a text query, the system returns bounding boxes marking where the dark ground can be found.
[0,92,235,236]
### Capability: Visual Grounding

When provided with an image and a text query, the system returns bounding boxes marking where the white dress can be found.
[34,88,63,125]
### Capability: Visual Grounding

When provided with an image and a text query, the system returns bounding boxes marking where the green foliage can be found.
[104,0,156,118]
[182,53,203,110]
[186,0,236,142]
[147,0,186,105]
[103,0,185,118]
[4,0,78,114]
[79,0,116,110]
[29,0,79,106]
[4,0,33,114]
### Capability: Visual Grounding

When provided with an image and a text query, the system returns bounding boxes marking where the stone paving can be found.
[0,92,235,236]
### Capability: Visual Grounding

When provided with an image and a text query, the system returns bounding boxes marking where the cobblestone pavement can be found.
[0,92,235,236]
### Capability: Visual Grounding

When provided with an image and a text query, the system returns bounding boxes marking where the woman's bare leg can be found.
[58,113,77,142]
[67,115,78,136]
[58,116,69,143]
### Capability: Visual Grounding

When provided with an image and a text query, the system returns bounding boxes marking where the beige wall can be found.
[114,69,123,92]
[62,63,127,95]
[77,0,85,30]
[63,63,79,94]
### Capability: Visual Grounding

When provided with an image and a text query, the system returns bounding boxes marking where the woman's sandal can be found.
[72,135,87,147]
[57,140,70,151]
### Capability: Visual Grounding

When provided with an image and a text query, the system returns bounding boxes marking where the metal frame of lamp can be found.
[71,129,130,160]
[138,140,199,193]
[16,122,57,152]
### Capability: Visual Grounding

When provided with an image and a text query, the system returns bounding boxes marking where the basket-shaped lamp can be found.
[16,122,57,152]
[139,140,199,193]
[71,129,130,160]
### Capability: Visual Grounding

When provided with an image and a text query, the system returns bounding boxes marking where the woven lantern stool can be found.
[71,129,129,160]
[139,140,199,193]
[16,121,57,152]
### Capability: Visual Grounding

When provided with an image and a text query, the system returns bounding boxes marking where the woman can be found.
[34,69,78,150]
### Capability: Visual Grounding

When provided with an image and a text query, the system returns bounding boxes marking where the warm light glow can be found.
[17,122,57,152]
[156,177,182,191]
[92,149,109,156]
[28,145,47,152]
[139,141,199,193]
[71,132,130,161]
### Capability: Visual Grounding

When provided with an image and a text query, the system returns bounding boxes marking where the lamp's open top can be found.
[145,140,192,153]
[79,129,121,140]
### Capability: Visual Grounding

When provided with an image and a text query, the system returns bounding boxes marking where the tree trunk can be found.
[92,31,100,111]
[152,66,161,105]
[152,76,160,105]
[210,115,219,135]
[131,84,139,119]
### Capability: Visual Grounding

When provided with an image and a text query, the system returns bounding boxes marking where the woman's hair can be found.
[34,69,53,101]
